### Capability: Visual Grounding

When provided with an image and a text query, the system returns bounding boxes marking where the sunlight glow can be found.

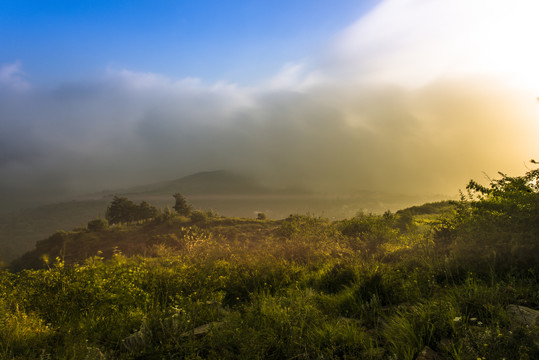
[334,0,539,95]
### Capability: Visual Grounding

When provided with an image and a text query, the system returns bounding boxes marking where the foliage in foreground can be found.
[1,169,538,359]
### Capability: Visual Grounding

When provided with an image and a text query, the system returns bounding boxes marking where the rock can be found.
[416,346,443,360]
[180,321,224,338]
[122,329,148,353]
[507,304,539,327]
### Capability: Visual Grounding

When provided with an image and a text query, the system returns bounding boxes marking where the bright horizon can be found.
[1,0,538,210]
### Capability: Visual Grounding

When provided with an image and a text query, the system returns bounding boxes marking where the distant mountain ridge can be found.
[116,170,272,196]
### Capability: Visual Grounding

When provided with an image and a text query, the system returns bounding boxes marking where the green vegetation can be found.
[1,169,538,359]
[0,170,445,264]
[106,196,159,225]
[173,193,193,217]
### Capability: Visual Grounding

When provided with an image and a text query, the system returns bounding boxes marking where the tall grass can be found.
[1,206,538,359]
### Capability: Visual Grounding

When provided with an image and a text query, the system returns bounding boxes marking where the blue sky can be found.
[0,0,379,86]
[1,0,538,211]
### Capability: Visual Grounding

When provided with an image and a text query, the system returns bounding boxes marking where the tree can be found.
[106,197,160,224]
[173,193,192,216]
[105,196,138,224]
[136,201,159,221]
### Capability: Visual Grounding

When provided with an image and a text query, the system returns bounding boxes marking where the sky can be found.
[0,0,377,86]
[1,0,539,210]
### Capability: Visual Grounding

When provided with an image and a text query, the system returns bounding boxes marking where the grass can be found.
[0,201,538,359]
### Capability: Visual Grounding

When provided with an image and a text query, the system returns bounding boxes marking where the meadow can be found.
[0,170,538,359]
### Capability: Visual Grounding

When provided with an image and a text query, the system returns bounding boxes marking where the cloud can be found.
[1,0,538,211]
[261,63,324,92]
[0,61,31,91]
[330,0,539,90]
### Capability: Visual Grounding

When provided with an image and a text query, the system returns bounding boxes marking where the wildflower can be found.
[470,318,477,321]
[453,316,462,322]
[477,321,483,326]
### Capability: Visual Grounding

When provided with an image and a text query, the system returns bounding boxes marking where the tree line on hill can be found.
[104,193,192,225]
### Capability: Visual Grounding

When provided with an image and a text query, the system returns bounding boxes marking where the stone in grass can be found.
[122,329,148,353]
[180,321,224,338]
[416,346,443,360]
[507,304,539,327]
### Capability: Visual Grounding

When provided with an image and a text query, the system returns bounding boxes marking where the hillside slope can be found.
[0,170,266,263]
[0,170,445,263]
[10,200,458,271]
[2,185,537,359]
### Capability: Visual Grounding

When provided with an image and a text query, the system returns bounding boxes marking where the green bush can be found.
[436,168,539,271]
[190,209,209,223]
[338,213,398,255]
[312,263,357,294]
[87,218,109,231]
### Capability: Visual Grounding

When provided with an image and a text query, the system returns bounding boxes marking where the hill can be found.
[0,170,266,263]
[2,168,538,360]
[118,170,271,196]
[9,198,458,272]
[0,170,447,263]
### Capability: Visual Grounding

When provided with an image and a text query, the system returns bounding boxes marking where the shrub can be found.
[313,263,357,294]
[436,168,539,271]
[146,234,184,250]
[190,210,209,223]
[338,213,398,255]
[87,218,109,231]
